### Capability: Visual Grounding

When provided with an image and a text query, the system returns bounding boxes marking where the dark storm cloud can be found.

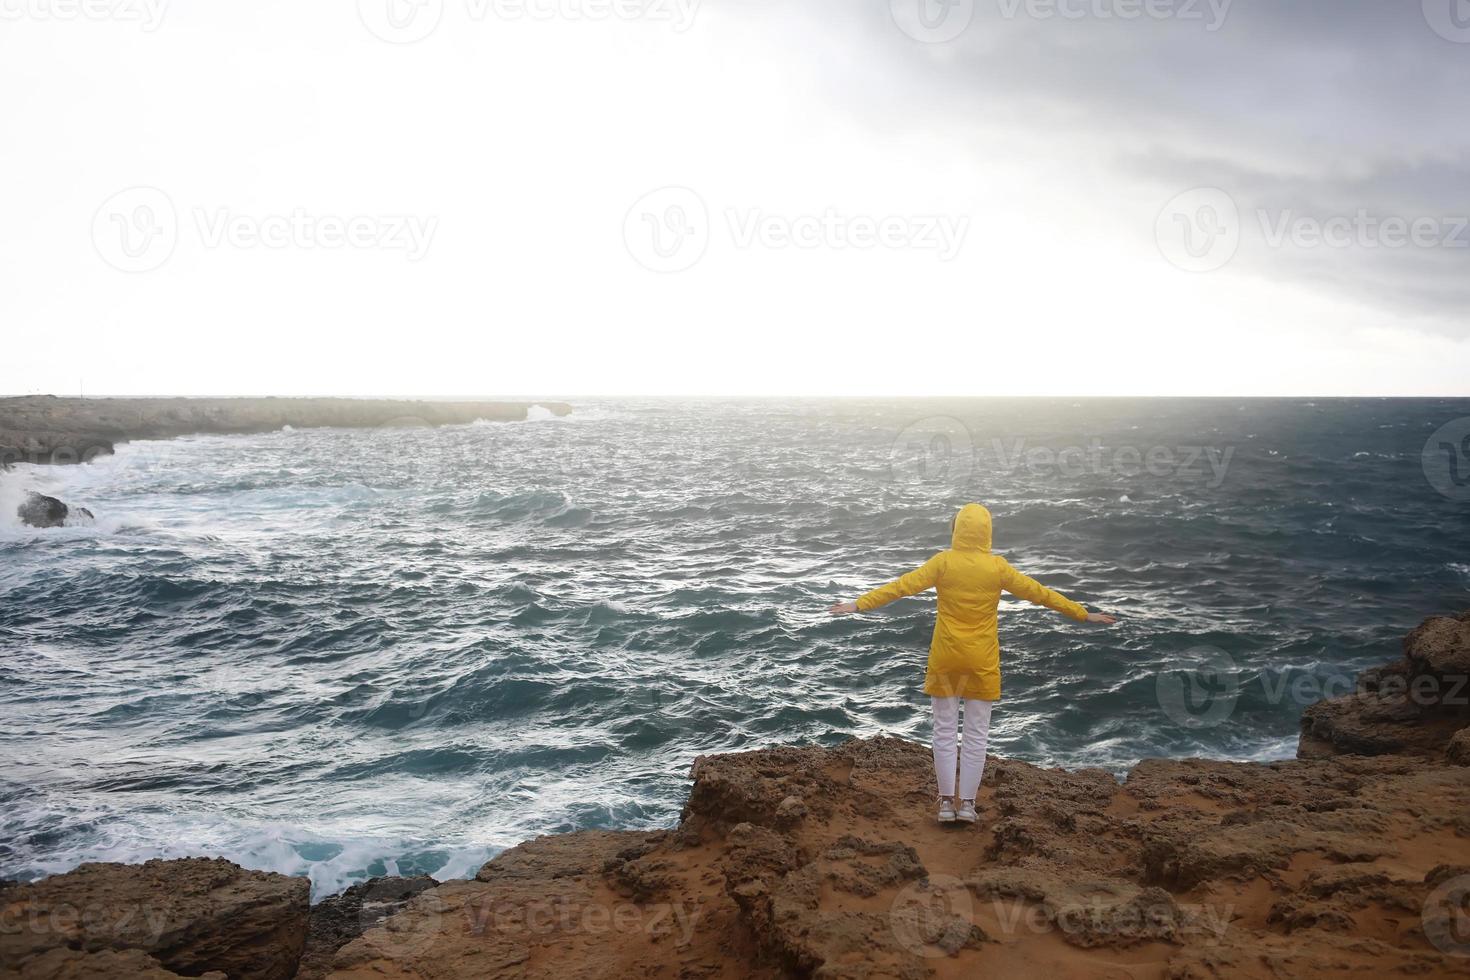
[753,0,1470,327]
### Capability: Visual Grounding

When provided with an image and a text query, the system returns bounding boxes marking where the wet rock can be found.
[16,491,93,529]
[295,876,438,980]
[0,858,309,980]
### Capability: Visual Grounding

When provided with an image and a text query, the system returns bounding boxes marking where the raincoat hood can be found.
[951,503,992,553]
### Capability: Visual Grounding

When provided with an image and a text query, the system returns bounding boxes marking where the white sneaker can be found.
[955,800,978,824]
[937,798,958,823]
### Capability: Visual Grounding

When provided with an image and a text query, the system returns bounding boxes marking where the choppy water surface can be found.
[2,398,1467,896]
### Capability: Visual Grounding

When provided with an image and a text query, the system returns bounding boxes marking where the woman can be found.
[828,503,1116,824]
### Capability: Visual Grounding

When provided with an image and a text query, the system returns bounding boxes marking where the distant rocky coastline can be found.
[3,610,1468,978]
[0,396,572,469]
[1,395,572,528]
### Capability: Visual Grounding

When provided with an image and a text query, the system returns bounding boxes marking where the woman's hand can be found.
[828,601,859,616]
[1086,612,1117,625]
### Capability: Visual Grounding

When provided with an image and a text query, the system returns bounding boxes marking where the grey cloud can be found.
[736,0,1470,328]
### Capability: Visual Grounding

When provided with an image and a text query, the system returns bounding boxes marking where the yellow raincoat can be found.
[856,503,1087,700]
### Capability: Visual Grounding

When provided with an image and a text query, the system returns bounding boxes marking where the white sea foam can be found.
[0,468,29,528]
[469,404,616,426]
[0,464,97,535]
[7,805,497,900]
[0,448,218,543]
[521,403,627,423]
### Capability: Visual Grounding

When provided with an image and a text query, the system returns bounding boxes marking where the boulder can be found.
[16,491,93,529]
[0,858,309,980]
[1297,688,1450,758]
[1298,610,1470,759]
[1405,611,1470,678]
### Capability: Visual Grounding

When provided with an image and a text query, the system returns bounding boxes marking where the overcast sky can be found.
[2,0,1467,396]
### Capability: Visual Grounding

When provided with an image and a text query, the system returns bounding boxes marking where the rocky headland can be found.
[1,395,572,527]
[0,396,572,469]
[4,610,1469,979]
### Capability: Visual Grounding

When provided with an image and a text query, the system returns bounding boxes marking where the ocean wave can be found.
[0,790,495,900]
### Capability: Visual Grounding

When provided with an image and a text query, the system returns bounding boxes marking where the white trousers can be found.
[931,696,993,801]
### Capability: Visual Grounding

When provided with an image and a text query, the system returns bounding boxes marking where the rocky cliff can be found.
[1299,610,1470,763]
[5,611,1469,979]
[0,396,571,467]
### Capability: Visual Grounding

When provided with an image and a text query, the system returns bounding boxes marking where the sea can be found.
[2,397,1467,898]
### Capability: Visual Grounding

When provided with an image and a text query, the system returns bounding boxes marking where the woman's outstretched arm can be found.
[828,554,944,616]
[999,559,1116,624]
